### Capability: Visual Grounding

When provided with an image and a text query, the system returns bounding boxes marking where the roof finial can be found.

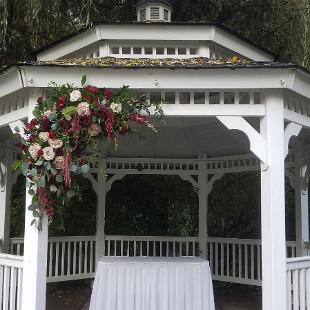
[136,1,172,23]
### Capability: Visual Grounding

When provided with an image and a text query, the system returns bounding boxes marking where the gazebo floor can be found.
[46,280,261,310]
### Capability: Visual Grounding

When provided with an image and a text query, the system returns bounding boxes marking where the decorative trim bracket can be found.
[179,175,198,189]
[217,116,266,164]
[106,173,126,193]
[284,122,302,158]
[205,173,224,196]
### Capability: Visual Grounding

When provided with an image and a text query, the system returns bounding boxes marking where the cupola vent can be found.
[136,1,172,23]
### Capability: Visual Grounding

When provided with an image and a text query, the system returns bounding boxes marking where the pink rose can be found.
[88,123,102,137]
[49,139,63,149]
[77,102,90,116]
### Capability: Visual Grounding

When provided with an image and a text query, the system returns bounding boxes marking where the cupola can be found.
[136,0,172,23]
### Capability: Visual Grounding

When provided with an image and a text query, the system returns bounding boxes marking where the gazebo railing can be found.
[0,253,23,310]
[286,256,310,310]
[9,236,297,286]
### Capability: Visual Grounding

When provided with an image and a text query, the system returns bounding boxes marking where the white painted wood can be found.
[285,107,310,129]
[198,162,208,258]
[284,122,302,157]
[21,89,48,310]
[0,141,13,253]
[294,144,309,257]
[217,116,266,164]
[95,160,107,261]
[260,90,287,310]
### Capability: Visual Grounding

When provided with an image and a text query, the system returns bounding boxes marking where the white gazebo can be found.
[1,1,310,309]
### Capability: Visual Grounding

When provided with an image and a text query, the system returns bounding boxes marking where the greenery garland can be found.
[13,76,163,228]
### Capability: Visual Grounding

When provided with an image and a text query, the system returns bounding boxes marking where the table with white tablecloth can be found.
[89,256,215,310]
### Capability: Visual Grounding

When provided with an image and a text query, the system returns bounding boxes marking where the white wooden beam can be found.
[198,162,208,258]
[0,141,13,253]
[0,107,28,128]
[260,90,287,310]
[21,89,48,310]
[284,108,310,129]
[284,122,302,158]
[96,160,107,261]
[217,116,266,164]
[294,143,309,257]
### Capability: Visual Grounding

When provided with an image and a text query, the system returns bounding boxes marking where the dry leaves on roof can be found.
[36,56,250,68]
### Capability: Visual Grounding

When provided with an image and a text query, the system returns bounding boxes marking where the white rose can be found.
[49,139,63,149]
[28,144,41,159]
[70,89,82,102]
[77,102,90,116]
[50,185,57,193]
[44,110,52,117]
[39,132,49,142]
[110,102,122,113]
[42,147,55,161]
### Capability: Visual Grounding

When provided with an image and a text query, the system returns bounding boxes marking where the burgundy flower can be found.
[40,115,51,131]
[85,85,98,94]
[59,119,71,132]
[62,152,72,188]
[37,149,44,156]
[28,134,38,143]
[56,96,66,109]
[19,143,28,151]
[83,95,91,102]
[129,113,146,125]
[27,119,38,130]
[93,95,99,104]
[49,131,57,139]
[104,89,113,99]
[98,104,107,119]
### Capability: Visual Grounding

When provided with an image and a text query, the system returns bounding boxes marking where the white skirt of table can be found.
[89,257,215,310]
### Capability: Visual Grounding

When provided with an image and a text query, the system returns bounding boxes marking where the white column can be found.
[95,160,107,262]
[22,89,48,310]
[198,161,208,258]
[0,141,13,253]
[294,144,309,256]
[260,90,287,310]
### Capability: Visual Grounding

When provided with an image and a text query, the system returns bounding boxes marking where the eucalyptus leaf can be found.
[14,126,20,133]
[81,74,87,86]
[35,159,43,166]
[51,168,57,175]
[48,113,56,121]
[28,189,35,195]
[30,219,36,226]
[51,123,58,131]
[81,164,90,174]
[38,176,46,187]
[71,165,77,173]
[46,162,51,170]
[56,175,64,183]
[29,168,38,176]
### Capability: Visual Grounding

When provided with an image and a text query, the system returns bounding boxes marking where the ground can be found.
[46,280,261,310]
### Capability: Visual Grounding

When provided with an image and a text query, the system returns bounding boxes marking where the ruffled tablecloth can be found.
[90,256,215,310]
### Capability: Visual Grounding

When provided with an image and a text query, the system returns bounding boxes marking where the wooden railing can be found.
[0,254,23,310]
[9,236,297,286]
[286,256,310,310]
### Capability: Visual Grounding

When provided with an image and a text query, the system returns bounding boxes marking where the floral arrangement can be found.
[13,76,163,228]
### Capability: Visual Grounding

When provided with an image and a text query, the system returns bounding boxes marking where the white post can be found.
[198,161,208,258]
[260,90,287,310]
[95,159,107,262]
[0,141,13,253]
[21,89,48,310]
[294,144,309,256]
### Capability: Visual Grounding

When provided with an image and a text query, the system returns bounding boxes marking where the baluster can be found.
[61,242,65,276]
[73,242,77,275]
[49,242,53,277]
[55,242,60,277]
[186,242,189,256]
[257,245,261,281]
[249,92,254,105]
[234,92,240,104]
[84,241,88,273]
[108,240,111,256]
[79,241,82,274]
[147,241,150,256]
[300,269,306,310]
[215,242,219,276]
[9,267,17,310]
[205,92,209,105]
[114,241,117,256]
[233,244,236,278]
[121,240,124,257]
[293,269,299,309]
[134,241,137,256]
[160,241,163,257]
[226,243,230,277]
[127,241,130,257]
[210,242,214,275]
[306,268,310,309]
[173,242,176,256]
[0,265,3,307]
[17,268,22,310]
[238,244,242,279]
[67,241,72,275]
[140,241,143,256]
[3,266,9,309]
[245,244,248,280]
[251,245,254,280]
[287,270,292,310]
[166,242,169,257]
[220,243,224,277]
